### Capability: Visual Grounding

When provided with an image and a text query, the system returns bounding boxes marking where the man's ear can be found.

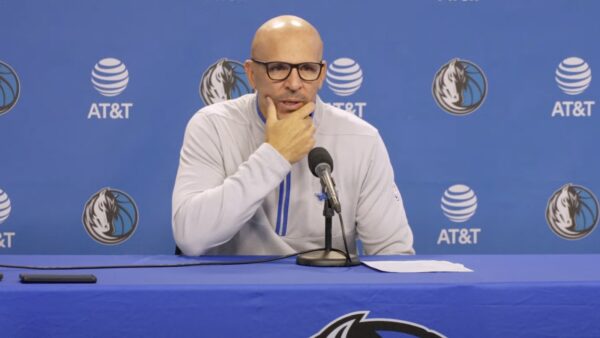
[318,60,327,90]
[244,59,256,89]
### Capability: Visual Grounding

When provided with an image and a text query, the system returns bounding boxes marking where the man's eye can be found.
[269,64,289,72]
[300,64,318,73]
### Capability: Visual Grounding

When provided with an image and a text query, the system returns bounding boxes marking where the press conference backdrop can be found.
[0,0,598,254]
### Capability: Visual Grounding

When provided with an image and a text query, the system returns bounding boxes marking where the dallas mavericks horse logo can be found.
[199,58,252,106]
[82,188,138,245]
[432,58,487,115]
[312,311,446,338]
[0,61,20,116]
[546,184,599,240]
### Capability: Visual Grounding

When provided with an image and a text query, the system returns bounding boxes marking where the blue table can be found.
[0,255,598,337]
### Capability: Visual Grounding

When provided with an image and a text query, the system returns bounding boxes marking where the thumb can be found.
[265,96,278,123]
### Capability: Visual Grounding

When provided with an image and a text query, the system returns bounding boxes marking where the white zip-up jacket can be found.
[172,94,414,256]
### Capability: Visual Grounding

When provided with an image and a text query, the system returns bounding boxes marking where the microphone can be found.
[296,147,359,267]
[308,147,341,213]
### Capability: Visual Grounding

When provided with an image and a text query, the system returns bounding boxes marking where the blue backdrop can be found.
[1,0,599,254]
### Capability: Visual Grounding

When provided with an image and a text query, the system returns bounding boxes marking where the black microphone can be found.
[308,147,341,213]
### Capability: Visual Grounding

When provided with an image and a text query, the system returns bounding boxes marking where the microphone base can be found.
[296,249,361,267]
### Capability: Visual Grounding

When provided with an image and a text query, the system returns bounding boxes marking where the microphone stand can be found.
[296,185,360,267]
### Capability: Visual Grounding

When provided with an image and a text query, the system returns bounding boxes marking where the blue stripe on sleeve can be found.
[275,180,284,235]
[282,173,291,236]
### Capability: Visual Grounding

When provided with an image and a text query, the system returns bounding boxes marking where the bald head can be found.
[251,15,323,62]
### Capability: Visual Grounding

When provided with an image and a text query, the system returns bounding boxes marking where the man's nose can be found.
[284,68,303,91]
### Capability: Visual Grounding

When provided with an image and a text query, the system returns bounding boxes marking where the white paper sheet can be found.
[363,260,473,273]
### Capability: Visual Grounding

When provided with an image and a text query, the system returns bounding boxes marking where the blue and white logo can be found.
[82,188,138,245]
[0,61,20,116]
[200,59,252,106]
[91,58,130,97]
[326,58,363,96]
[555,57,592,95]
[441,184,478,223]
[0,188,11,225]
[546,184,599,240]
[433,58,487,115]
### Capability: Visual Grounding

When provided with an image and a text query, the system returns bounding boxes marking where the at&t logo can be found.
[82,187,138,245]
[0,188,16,248]
[552,57,595,117]
[546,184,599,240]
[438,184,481,245]
[199,58,252,106]
[0,61,20,116]
[88,58,133,120]
[432,58,487,115]
[325,57,367,118]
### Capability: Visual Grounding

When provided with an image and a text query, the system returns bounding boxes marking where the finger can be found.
[291,101,315,120]
[306,126,316,140]
[265,96,278,123]
[307,122,316,135]
[302,119,315,132]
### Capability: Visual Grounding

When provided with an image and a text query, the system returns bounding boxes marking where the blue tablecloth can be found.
[0,255,598,337]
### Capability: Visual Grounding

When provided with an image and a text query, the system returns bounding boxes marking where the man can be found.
[172,15,414,256]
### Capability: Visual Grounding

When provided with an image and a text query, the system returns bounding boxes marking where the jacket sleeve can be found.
[171,113,291,256]
[355,133,415,255]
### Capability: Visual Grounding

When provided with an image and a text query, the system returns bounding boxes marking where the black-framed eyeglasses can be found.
[251,59,324,81]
